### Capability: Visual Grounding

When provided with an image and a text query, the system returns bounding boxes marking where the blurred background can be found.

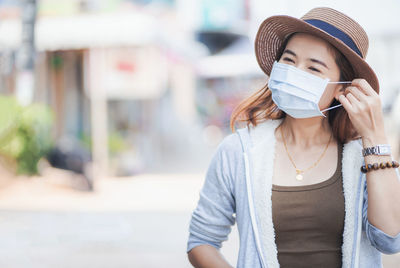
[0,0,399,267]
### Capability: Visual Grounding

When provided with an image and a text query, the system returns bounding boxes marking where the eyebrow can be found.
[282,49,296,57]
[282,49,329,70]
[310,58,329,70]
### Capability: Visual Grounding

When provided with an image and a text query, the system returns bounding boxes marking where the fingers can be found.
[338,94,354,113]
[337,78,381,117]
[345,92,359,105]
[344,86,368,102]
[351,79,378,97]
[339,80,382,116]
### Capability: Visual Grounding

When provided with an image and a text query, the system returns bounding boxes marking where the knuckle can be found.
[358,78,367,85]
[349,86,358,93]
[353,79,369,89]
[374,98,382,107]
[369,96,377,102]
[370,95,380,103]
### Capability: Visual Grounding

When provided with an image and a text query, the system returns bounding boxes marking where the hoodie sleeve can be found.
[362,170,400,254]
[186,134,238,253]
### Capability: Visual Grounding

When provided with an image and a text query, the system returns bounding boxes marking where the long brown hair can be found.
[229,33,357,144]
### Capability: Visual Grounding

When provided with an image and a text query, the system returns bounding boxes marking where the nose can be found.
[295,63,308,73]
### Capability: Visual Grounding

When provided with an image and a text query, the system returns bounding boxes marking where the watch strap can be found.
[362,144,391,157]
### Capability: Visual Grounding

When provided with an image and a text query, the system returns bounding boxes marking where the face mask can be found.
[268,61,351,118]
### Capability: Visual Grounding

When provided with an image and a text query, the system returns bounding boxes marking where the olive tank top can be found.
[271,142,345,268]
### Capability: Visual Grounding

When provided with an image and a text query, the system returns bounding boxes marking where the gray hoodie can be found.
[187,119,400,268]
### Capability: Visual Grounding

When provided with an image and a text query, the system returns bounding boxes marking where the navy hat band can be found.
[305,19,362,57]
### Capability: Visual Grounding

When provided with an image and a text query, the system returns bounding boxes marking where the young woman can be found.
[186,7,400,268]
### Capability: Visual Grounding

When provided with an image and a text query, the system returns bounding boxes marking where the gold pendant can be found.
[296,169,303,181]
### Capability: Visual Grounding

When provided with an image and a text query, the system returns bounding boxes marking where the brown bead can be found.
[386,161,392,168]
[379,162,386,169]
[392,161,399,168]
[361,165,368,173]
[367,164,373,171]
[372,163,379,170]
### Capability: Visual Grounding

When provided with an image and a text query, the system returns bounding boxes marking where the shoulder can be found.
[215,130,244,157]
[205,132,244,189]
[213,119,283,157]
[246,119,283,149]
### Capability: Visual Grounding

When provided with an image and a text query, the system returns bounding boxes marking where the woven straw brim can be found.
[255,15,380,93]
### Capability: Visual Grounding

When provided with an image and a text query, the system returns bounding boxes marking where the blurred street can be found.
[0,172,398,268]
[0,172,239,268]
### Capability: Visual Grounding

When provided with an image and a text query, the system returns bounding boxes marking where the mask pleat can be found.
[268,61,339,119]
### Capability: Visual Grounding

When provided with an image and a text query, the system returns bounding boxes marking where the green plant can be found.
[0,95,54,175]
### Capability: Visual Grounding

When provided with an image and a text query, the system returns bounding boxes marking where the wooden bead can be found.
[361,160,399,174]
[361,165,368,173]
[367,164,373,171]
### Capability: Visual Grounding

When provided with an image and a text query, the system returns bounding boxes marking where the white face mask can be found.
[268,61,350,118]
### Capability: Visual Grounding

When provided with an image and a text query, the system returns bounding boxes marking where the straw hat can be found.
[255,7,379,92]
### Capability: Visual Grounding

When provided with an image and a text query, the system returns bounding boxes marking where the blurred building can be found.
[0,0,270,176]
[188,0,266,135]
[0,0,174,176]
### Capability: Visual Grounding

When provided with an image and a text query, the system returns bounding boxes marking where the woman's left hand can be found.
[338,78,387,143]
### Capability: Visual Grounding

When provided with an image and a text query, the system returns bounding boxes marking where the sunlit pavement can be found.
[0,173,398,268]
[0,173,235,268]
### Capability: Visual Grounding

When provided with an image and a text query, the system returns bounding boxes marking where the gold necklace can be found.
[280,125,332,181]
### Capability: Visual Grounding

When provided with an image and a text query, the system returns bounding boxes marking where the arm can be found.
[339,79,400,240]
[186,135,238,267]
[362,135,400,238]
[362,174,400,254]
[188,244,233,268]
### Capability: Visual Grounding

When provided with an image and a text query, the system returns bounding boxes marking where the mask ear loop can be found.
[320,81,352,112]
[321,103,343,112]
[327,81,353,84]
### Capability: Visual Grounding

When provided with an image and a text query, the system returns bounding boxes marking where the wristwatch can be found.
[362,144,391,157]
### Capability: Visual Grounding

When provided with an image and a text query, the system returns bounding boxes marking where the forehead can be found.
[285,33,336,61]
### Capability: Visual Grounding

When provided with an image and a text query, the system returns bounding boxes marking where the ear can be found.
[333,83,345,101]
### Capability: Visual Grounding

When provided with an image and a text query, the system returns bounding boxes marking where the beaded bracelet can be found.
[360,160,400,173]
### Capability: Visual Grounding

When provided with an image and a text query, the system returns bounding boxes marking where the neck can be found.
[278,115,332,147]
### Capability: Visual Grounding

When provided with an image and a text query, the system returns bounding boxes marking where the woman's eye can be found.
[283,57,294,63]
[309,67,321,73]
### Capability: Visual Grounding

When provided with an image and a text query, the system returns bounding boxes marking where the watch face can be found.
[379,146,390,154]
